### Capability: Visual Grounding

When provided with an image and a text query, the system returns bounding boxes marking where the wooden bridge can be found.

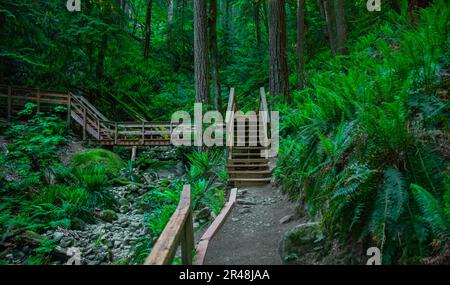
[0,85,174,146]
[0,84,273,186]
[0,84,276,265]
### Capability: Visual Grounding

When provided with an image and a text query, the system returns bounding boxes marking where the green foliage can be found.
[275,1,449,264]
[132,149,227,263]
[71,149,125,178]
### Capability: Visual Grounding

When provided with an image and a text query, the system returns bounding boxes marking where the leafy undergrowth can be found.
[275,1,449,264]
[131,148,227,264]
[0,104,228,264]
[0,104,122,263]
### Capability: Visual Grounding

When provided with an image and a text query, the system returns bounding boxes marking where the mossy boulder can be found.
[71,149,125,177]
[279,222,325,265]
[99,210,118,223]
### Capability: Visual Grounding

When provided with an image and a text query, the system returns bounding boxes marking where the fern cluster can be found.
[275,1,449,264]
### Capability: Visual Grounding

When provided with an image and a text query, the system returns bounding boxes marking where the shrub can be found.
[71,148,125,178]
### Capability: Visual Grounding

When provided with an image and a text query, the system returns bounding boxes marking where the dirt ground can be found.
[204,183,299,265]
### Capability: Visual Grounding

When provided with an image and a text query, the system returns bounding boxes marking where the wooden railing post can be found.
[141,122,145,144]
[114,122,118,144]
[97,118,101,140]
[36,89,41,113]
[7,86,12,122]
[67,93,71,127]
[145,185,193,265]
[181,204,194,265]
[82,106,87,141]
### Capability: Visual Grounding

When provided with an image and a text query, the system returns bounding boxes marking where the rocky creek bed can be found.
[3,184,148,265]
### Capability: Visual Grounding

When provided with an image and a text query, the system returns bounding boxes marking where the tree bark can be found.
[144,0,153,59]
[167,0,174,48]
[296,0,306,89]
[194,0,210,104]
[96,34,108,85]
[334,0,347,55]
[254,1,262,47]
[269,0,289,102]
[209,0,221,110]
[323,0,336,56]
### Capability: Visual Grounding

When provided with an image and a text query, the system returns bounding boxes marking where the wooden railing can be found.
[0,85,176,146]
[145,185,194,265]
[258,87,270,154]
[225,87,236,154]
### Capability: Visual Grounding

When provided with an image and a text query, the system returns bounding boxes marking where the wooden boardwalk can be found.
[0,85,175,146]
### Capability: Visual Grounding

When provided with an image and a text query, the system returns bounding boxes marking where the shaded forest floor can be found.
[204,183,299,265]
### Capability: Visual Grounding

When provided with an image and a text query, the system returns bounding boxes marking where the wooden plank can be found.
[67,94,71,126]
[194,188,238,264]
[194,239,209,265]
[36,89,40,113]
[145,185,192,265]
[199,188,237,242]
[82,106,87,140]
[180,210,194,265]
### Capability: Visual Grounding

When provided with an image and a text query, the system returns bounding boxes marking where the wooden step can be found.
[231,153,264,158]
[229,170,272,177]
[228,158,268,163]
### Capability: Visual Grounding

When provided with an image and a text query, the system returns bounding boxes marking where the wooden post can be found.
[141,122,145,144]
[7,86,12,122]
[114,122,118,144]
[181,208,194,265]
[131,146,137,162]
[36,89,40,113]
[67,93,71,127]
[97,118,101,140]
[82,106,87,140]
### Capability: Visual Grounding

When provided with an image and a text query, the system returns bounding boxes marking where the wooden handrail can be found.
[225,88,236,150]
[145,185,194,265]
[0,85,189,146]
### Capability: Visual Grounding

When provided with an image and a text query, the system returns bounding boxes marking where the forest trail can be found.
[204,183,299,265]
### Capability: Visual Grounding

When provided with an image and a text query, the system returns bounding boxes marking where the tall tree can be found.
[194,0,210,104]
[144,0,153,59]
[296,0,306,89]
[167,0,175,48]
[334,0,347,55]
[269,0,289,102]
[254,0,262,48]
[209,0,221,110]
[322,0,337,55]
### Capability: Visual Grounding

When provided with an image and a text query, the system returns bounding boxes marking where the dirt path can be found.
[204,183,299,265]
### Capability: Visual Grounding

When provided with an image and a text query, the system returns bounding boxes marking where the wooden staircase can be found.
[226,88,272,186]
[0,85,174,146]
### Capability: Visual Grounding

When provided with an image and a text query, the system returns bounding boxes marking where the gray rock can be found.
[100,210,118,223]
[239,208,251,215]
[60,237,72,248]
[278,222,325,265]
[279,214,293,224]
[52,232,64,242]
[237,199,257,205]
[195,207,211,220]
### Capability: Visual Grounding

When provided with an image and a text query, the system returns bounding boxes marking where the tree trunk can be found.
[323,0,336,56]
[317,0,329,44]
[209,0,221,110]
[194,0,210,104]
[167,0,174,48]
[254,1,262,47]
[334,0,347,55]
[144,0,153,59]
[269,0,289,102]
[96,33,108,100]
[296,0,306,89]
